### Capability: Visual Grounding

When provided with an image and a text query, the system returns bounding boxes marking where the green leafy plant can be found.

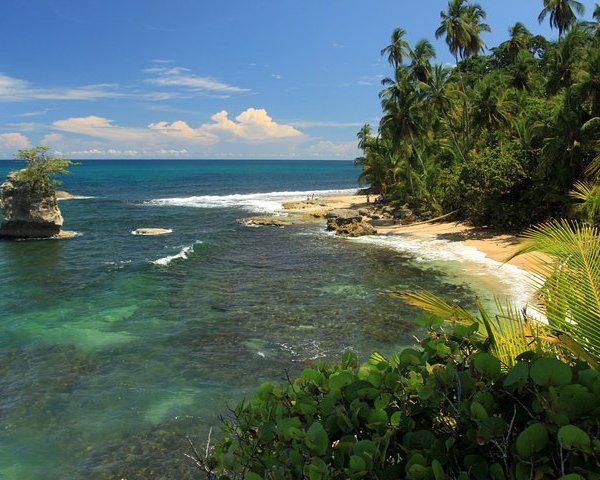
[204,323,600,479]
[12,146,73,196]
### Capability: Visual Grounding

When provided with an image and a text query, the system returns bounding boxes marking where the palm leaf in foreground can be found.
[508,219,600,364]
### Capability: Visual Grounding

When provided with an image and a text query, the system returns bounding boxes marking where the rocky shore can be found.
[239,193,544,273]
[0,171,75,239]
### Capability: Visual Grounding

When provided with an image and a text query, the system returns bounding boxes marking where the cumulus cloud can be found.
[148,120,219,144]
[51,108,303,150]
[202,108,303,142]
[41,133,63,145]
[0,132,31,150]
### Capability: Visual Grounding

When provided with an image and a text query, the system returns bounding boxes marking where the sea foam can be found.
[146,188,357,214]
[350,234,542,314]
[152,241,202,266]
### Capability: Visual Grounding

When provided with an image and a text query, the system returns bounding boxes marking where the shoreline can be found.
[279,193,547,274]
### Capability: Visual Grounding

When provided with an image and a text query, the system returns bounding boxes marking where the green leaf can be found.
[432,459,445,480]
[470,401,489,420]
[530,357,572,386]
[557,425,591,450]
[516,422,549,457]
[349,455,366,473]
[328,371,354,392]
[473,353,502,380]
[503,362,529,388]
[366,408,388,427]
[306,421,329,455]
[244,473,263,480]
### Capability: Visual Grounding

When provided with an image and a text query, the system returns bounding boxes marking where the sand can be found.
[282,194,549,274]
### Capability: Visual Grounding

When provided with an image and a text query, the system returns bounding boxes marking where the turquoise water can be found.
[0,160,490,479]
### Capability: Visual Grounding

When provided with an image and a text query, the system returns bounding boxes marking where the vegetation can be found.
[199,220,600,479]
[13,146,72,196]
[355,1,600,228]
[196,3,600,479]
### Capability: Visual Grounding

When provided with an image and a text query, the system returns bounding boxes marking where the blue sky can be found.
[0,0,597,159]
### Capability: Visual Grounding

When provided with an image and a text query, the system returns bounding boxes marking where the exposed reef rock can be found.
[0,171,65,239]
[325,209,377,237]
[131,228,173,236]
[238,216,293,227]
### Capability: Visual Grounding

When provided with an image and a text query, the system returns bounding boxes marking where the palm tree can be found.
[380,28,410,70]
[379,79,426,196]
[472,77,515,132]
[497,22,532,64]
[594,3,600,36]
[538,0,585,37]
[435,0,471,62]
[577,48,600,117]
[463,3,491,58]
[408,40,436,84]
[356,124,372,154]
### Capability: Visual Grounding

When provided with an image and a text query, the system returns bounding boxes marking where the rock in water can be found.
[325,209,377,237]
[0,171,64,238]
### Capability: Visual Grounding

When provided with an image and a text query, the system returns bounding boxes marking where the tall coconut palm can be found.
[380,28,410,70]
[408,40,436,84]
[463,3,491,58]
[498,22,533,64]
[435,0,471,62]
[538,0,585,37]
[356,124,372,154]
[379,79,426,196]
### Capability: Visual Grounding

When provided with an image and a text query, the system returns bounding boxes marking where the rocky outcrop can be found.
[325,209,377,237]
[238,216,293,227]
[131,228,173,236]
[0,171,64,239]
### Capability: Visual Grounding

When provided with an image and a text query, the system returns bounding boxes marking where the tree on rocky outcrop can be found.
[0,146,73,239]
[14,146,72,196]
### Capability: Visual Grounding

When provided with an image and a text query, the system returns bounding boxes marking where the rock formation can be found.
[0,170,64,239]
[325,209,377,237]
[238,216,293,227]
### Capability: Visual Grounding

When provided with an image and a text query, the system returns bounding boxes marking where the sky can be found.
[0,0,597,160]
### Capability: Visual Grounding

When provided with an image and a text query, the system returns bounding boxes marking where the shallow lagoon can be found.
[0,160,528,478]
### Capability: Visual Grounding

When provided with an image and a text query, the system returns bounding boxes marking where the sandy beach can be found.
[282,193,548,274]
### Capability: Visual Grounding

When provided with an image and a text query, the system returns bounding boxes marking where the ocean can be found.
[0,160,532,479]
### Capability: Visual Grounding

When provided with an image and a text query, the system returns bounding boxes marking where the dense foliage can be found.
[205,322,600,480]
[355,0,600,228]
[13,146,73,195]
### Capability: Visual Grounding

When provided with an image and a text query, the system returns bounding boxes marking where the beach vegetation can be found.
[203,323,600,479]
[200,215,600,479]
[12,146,73,196]
[355,1,600,228]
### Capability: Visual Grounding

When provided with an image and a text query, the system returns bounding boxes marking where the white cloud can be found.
[51,108,303,150]
[0,74,123,102]
[41,133,63,145]
[148,120,219,145]
[0,132,31,150]
[144,65,250,94]
[53,116,156,142]
[202,108,303,142]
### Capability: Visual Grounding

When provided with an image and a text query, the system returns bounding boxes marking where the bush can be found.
[206,322,600,480]
[13,146,72,196]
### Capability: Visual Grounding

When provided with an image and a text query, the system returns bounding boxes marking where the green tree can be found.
[538,0,585,37]
[13,146,73,195]
[380,28,410,70]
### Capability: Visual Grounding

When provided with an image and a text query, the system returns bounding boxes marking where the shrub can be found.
[205,322,600,480]
[12,146,73,196]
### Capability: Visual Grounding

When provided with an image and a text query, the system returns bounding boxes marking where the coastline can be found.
[280,193,547,274]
